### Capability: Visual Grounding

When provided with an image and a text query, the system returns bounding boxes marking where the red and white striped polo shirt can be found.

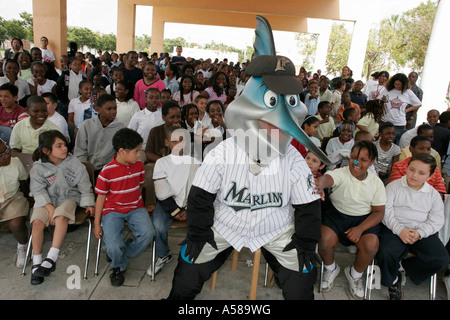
[95,156,145,215]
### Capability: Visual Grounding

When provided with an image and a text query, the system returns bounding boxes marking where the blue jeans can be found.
[101,207,154,271]
[0,126,12,146]
[151,201,174,258]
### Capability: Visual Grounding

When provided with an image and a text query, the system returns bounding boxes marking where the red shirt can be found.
[95,157,145,215]
[389,157,446,194]
[0,105,29,128]
[291,139,307,158]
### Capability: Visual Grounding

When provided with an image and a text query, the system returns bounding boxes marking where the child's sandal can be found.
[33,258,56,277]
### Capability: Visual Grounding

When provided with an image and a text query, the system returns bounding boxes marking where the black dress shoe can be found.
[31,265,44,285]
[33,258,56,277]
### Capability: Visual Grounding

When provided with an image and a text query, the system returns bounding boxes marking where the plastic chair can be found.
[21,161,95,280]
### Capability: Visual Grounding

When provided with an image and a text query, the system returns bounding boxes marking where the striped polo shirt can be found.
[95,156,145,215]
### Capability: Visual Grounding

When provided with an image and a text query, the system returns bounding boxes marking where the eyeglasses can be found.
[0,146,11,157]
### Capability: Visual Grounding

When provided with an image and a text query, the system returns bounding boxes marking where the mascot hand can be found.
[283,235,321,272]
[179,238,218,263]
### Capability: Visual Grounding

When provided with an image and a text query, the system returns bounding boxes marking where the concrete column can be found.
[32,0,67,69]
[116,0,136,53]
[417,0,450,125]
[347,19,370,81]
[313,20,332,74]
[150,7,165,54]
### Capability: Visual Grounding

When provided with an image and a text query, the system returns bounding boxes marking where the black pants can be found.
[376,226,450,287]
[167,246,317,300]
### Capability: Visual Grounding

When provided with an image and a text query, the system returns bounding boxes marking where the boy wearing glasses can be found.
[0,138,30,268]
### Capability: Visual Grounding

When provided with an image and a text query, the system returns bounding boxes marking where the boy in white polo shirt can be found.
[147,126,199,277]
[377,153,449,300]
[316,140,386,299]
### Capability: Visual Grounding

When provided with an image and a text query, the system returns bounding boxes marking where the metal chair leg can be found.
[264,263,269,287]
[21,234,33,276]
[94,238,101,276]
[319,261,324,293]
[364,259,375,300]
[83,218,92,279]
[430,273,437,300]
[151,239,156,282]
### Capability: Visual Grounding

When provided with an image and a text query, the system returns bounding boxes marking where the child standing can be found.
[374,122,401,183]
[94,128,155,287]
[0,83,29,145]
[147,125,199,277]
[0,138,30,268]
[134,62,166,110]
[317,140,386,300]
[377,153,449,299]
[29,130,95,285]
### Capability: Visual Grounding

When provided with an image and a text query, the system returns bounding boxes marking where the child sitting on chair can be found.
[94,128,155,287]
[316,140,386,300]
[377,153,449,300]
[147,125,199,278]
[29,130,94,285]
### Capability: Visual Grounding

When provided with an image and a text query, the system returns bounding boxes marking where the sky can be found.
[0,0,435,61]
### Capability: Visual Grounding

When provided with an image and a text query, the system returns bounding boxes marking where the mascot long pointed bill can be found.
[225,15,331,173]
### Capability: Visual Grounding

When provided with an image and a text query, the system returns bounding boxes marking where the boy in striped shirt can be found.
[94,128,155,287]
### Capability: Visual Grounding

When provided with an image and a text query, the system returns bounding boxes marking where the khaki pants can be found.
[30,200,77,227]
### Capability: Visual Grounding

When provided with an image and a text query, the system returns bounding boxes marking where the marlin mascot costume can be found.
[167,16,331,300]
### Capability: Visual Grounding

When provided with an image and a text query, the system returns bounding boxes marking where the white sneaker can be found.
[345,266,365,300]
[321,264,340,292]
[147,253,173,277]
[15,246,27,268]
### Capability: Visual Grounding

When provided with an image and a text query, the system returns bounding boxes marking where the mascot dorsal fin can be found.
[253,15,276,57]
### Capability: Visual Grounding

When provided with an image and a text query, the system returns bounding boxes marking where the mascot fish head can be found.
[224,54,331,167]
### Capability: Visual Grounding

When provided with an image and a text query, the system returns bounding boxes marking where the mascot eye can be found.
[285,95,298,107]
[264,90,278,108]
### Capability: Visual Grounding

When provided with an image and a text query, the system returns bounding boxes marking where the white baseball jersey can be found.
[192,137,320,252]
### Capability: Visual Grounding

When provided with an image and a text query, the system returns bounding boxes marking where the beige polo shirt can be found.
[326,166,386,217]
[0,157,28,203]
[9,117,61,154]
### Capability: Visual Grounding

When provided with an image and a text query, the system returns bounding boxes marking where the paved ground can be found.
[0,218,448,304]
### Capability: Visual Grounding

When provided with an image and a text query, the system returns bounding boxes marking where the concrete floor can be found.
[0,219,448,302]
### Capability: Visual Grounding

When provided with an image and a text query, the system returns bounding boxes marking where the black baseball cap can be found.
[245,55,302,94]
